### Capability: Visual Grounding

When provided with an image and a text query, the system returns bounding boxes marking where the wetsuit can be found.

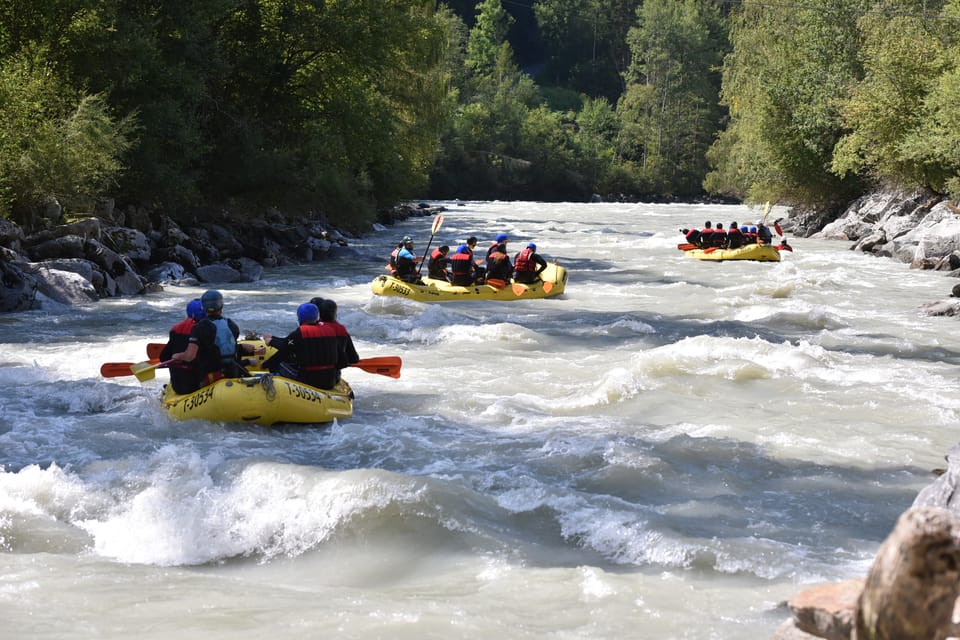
[161,317,202,394]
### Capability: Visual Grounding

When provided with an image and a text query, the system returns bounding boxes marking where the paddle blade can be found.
[130,359,175,382]
[431,214,445,234]
[131,361,160,382]
[703,247,718,254]
[100,360,159,378]
[146,343,164,359]
[351,356,402,379]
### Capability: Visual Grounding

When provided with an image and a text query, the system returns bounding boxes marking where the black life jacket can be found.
[295,323,338,371]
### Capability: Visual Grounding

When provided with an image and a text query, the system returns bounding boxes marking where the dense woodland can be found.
[1,0,959,232]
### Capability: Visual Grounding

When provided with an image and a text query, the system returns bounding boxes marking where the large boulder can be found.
[196,262,246,283]
[103,225,151,263]
[26,234,87,261]
[29,264,99,305]
[855,506,960,640]
[0,258,38,311]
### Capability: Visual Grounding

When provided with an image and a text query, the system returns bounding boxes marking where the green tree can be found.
[533,0,640,101]
[617,0,727,196]
[0,47,133,225]
[832,2,952,193]
[705,0,868,211]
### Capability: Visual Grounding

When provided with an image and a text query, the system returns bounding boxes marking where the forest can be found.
[1,0,958,231]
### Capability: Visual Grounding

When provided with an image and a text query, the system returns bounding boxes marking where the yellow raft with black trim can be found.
[371,262,568,302]
[162,376,353,425]
[685,244,781,262]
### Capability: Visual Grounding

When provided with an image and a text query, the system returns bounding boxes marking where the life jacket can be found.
[389,247,400,275]
[428,249,449,279]
[514,248,535,273]
[162,317,197,365]
[211,318,237,365]
[295,323,338,371]
[726,228,745,249]
[450,252,474,280]
[684,229,701,245]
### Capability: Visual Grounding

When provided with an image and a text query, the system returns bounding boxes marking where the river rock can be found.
[0,218,25,252]
[29,265,99,304]
[196,262,247,283]
[145,261,188,284]
[103,225,151,264]
[0,259,38,311]
[785,579,862,640]
[855,506,960,640]
[26,234,86,261]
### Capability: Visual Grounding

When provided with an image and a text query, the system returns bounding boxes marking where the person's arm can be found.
[173,343,199,362]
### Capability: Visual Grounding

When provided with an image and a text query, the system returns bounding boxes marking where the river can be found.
[2,201,957,639]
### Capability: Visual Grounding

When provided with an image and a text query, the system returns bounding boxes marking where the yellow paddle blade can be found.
[131,360,162,382]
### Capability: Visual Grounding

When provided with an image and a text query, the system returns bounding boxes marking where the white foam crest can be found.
[78,450,430,566]
[0,463,107,524]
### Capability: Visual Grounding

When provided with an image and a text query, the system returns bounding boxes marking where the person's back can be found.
[726,222,745,249]
[713,223,727,248]
[757,223,773,245]
[450,244,476,285]
[428,246,450,281]
[513,243,547,284]
[162,298,205,394]
[171,289,251,387]
[486,245,512,284]
[395,239,420,282]
[700,221,714,248]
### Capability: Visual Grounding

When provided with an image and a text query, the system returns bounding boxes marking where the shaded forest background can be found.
[1,0,959,232]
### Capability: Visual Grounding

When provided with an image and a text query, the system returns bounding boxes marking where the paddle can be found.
[416,214,445,277]
[130,359,176,382]
[351,356,402,379]
[147,343,164,359]
[101,359,160,377]
[677,242,698,251]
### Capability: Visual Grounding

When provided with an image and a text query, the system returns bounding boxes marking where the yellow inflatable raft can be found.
[162,375,353,426]
[371,262,568,302]
[685,244,781,262]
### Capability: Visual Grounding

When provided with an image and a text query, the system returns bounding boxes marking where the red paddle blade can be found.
[146,343,164,359]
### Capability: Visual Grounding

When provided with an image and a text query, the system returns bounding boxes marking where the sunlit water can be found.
[2,201,958,639]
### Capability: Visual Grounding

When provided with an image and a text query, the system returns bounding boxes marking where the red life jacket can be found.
[514,248,535,273]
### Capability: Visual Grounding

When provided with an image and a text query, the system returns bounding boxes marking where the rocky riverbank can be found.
[773,190,960,638]
[0,201,441,312]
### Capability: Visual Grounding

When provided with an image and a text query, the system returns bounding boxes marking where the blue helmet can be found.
[201,289,223,314]
[297,303,320,325]
[496,233,508,243]
[456,244,469,254]
[527,243,536,251]
[749,226,757,233]
[186,298,205,320]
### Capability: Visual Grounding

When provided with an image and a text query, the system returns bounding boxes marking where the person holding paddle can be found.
[159,298,205,393]
[262,299,359,391]
[395,237,423,284]
[170,289,262,388]
[513,243,547,284]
